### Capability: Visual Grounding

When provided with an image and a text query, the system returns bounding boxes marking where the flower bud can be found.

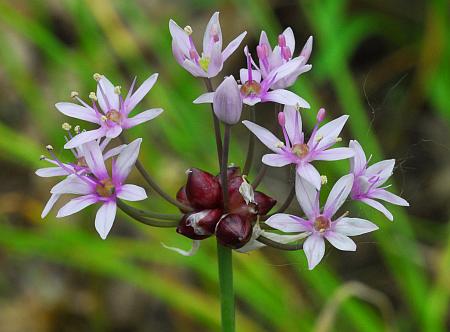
[215,214,252,249]
[186,168,222,209]
[254,191,277,215]
[316,108,326,123]
[176,186,192,212]
[176,209,223,240]
[213,76,243,125]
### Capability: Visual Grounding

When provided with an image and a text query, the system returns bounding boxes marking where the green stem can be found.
[243,106,255,175]
[217,241,235,332]
[204,78,223,166]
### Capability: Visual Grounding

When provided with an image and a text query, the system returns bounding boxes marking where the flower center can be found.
[199,57,210,72]
[77,157,87,168]
[106,110,121,124]
[240,80,261,97]
[314,215,330,233]
[96,178,115,197]
[292,143,309,158]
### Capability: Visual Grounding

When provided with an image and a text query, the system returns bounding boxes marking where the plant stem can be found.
[251,164,267,189]
[204,78,223,166]
[256,235,303,251]
[117,200,181,221]
[119,135,193,212]
[220,124,231,208]
[217,241,235,332]
[117,200,179,228]
[243,106,255,175]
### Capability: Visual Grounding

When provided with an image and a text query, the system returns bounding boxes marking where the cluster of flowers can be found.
[37,12,408,270]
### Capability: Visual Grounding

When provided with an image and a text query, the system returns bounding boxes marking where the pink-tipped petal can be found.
[83,140,109,180]
[36,167,70,177]
[314,147,354,161]
[264,89,310,108]
[265,213,310,233]
[242,120,283,153]
[41,194,61,218]
[296,163,322,191]
[193,92,215,104]
[117,184,147,201]
[113,138,142,183]
[203,12,222,56]
[334,217,379,236]
[95,201,117,239]
[262,153,292,167]
[124,108,164,129]
[324,174,354,218]
[56,194,97,218]
[222,31,247,61]
[370,189,409,206]
[64,128,106,149]
[312,115,349,150]
[324,232,356,251]
[361,198,394,221]
[55,102,99,124]
[125,74,158,113]
[349,140,367,175]
[295,173,319,220]
[283,106,303,144]
[303,234,325,270]
[97,76,119,112]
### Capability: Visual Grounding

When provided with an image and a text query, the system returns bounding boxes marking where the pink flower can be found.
[42,138,146,239]
[169,12,247,78]
[349,140,409,221]
[243,106,354,189]
[266,174,378,270]
[256,28,313,89]
[58,74,163,149]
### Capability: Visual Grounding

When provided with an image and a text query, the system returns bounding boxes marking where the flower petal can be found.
[295,173,319,220]
[264,89,310,108]
[36,167,70,177]
[313,147,354,161]
[265,213,311,232]
[207,42,224,78]
[193,92,215,104]
[182,59,206,77]
[83,140,108,180]
[303,234,325,270]
[296,163,322,190]
[370,189,409,206]
[365,159,395,186]
[360,198,394,221]
[334,217,379,236]
[349,140,367,175]
[162,240,201,256]
[242,120,283,153]
[50,176,92,195]
[312,115,349,150]
[222,31,247,61]
[283,105,302,145]
[95,201,117,239]
[299,36,313,63]
[324,232,356,251]
[41,193,61,218]
[97,75,119,112]
[125,74,158,113]
[113,138,142,183]
[262,153,292,167]
[282,27,295,53]
[105,125,122,138]
[64,128,106,149]
[203,12,222,56]
[169,19,190,55]
[117,184,147,201]
[324,174,354,217]
[103,144,126,160]
[123,108,164,129]
[55,102,99,124]
[57,194,98,218]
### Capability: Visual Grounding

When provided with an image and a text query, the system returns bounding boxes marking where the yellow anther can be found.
[114,86,121,95]
[275,141,285,148]
[315,134,323,142]
[70,91,79,98]
[320,175,328,185]
[62,123,72,131]
[89,92,97,101]
[46,145,54,151]
[74,125,81,134]
[93,73,103,81]
[184,25,193,35]
[39,155,46,160]
[101,115,107,122]
[336,137,342,143]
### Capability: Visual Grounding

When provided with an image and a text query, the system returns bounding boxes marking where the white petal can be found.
[57,194,98,218]
[264,89,310,108]
[117,184,147,201]
[365,159,395,186]
[334,217,379,236]
[282,27,295,53]
[64,128,106,149]
[125,74,158,113]
[283,105,302,145]
[97,76,119,112]
[95,201,117,239]
[312,115,349,150]
[242,120,282,153]
[169,19,190,55]
[50,176,92,195]
[41,194,61,218]
[295,173,319,220]
[360,198,394,221]
[162,240,201,256]
[262,153,292,167]
[324,232,356,251]
[182,59,206,77]
[82,140,109,180]
[36,167,70,177]
[324,174,354,217]
[296,163,322,190]
[314,148,354,161]
[349,140,367,175]
[113,138,142,182]
[55,102,99,124]
[265,213,311,232]
[303,234,325,270]
[193,92,215,104]
[203,12,222,55]
[124,108,164,129]
[239,68,261,84]
[103,144,126,160]
[369,189,409,206]
[222,31,247,61]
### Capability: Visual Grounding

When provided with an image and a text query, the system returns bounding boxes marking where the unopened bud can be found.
[176,209,222,240]
[254,191,277,215]
[176,186,192,213]
[213,76,242,125]
[317,108,326,122]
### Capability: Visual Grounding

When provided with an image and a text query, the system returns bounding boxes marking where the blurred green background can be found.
[0,0,449,331]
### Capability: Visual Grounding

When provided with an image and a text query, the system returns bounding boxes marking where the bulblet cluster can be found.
[176,167,276,249]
